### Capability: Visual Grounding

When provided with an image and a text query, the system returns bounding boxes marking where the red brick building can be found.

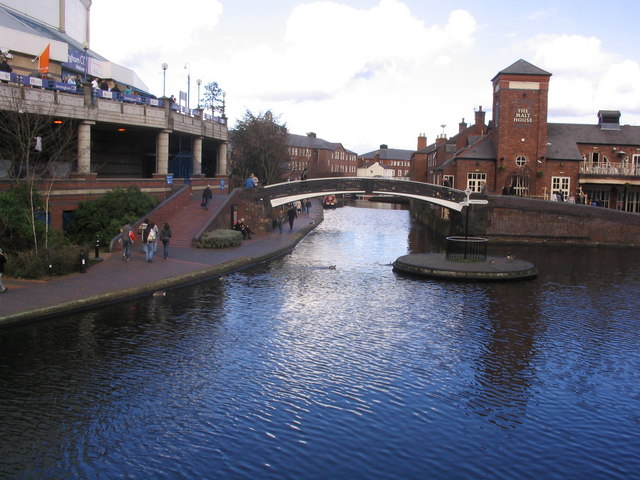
[287,132,357,179]
[358,144,414,179]
[411,59,640,212]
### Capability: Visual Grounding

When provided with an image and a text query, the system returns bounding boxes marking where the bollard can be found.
[94,233,101,260]
[80,249,87,273]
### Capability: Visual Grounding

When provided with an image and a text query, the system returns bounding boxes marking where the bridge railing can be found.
[261,177,468,206]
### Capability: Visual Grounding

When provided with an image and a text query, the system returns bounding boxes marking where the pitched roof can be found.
[358,147,415,161]
[287,133,335,150]
[437,135,496,169]
[492,59,552,81]
[546,123,640,161]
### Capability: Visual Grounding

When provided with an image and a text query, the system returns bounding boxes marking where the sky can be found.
[90,0,640,155]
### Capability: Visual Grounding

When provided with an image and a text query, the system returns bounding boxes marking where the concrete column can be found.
[217,142,228,176]
[192,136,203,176]
[77,120,94,174]
[156,129,171,175]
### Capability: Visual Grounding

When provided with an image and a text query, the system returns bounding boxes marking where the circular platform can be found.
[393,253,537,281]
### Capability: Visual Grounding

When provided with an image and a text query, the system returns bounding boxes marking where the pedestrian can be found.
[244,174,255,188]
[287,204,297,232]
[251,174,259,187]
[233,218,254,239]
[139,218,156,262]
[305,199,312,214]
[151,222,159,253]
[276,209,285,233]
[0,248,8,293]
[296,200,302,215]
[120,221,134,261]
[160,222,172,259]
[202,184,212,210]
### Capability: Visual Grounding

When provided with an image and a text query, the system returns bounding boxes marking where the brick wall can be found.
[413,196,640,247]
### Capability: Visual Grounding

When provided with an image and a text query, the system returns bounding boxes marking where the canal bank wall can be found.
[412,195,640,247]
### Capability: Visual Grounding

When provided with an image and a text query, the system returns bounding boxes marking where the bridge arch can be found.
[261,177,470,211]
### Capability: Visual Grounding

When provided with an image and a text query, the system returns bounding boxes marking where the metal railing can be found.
[445,236,488,262]
[580,161,640,177]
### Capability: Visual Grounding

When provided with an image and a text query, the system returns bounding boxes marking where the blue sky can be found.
[91,0,640,154]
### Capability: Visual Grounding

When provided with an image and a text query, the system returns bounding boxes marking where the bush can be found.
[197,229,243,249]
[4,246,90,279]
[65,186,157,245]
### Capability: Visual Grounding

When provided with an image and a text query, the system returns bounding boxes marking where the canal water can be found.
[1,202,639,480]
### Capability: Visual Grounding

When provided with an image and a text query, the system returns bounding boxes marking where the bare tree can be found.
[229,110,288,187]
[0,85,77,252]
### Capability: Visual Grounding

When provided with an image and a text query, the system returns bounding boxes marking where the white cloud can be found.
[517,34,640,124]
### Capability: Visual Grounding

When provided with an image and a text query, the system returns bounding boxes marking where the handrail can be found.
[0,71,229,124]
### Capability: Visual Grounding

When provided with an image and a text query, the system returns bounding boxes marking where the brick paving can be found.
[0,197,322,327]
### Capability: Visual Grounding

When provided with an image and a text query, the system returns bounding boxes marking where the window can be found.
[633,154,640,174]
[515,155,527,166]
[467,172,486,192]
[584,188,610,208]
[551,176,570,199]
[623,190,640,213]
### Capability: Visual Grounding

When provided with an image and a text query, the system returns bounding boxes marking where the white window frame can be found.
[551,176,570,199]
[467,172,486,192]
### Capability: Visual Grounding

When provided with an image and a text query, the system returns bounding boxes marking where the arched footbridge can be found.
[261,177,485,211]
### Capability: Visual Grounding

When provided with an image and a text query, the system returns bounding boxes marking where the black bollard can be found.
[80,249,87,273]
[94,233,101,260]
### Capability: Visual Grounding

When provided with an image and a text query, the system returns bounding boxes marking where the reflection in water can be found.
[1,203,640,480]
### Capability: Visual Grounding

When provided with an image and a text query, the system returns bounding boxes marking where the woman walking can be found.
[160,222,172,259]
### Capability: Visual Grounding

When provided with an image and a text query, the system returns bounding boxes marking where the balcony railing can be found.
[0,71,226,124]
[580,161,640,176]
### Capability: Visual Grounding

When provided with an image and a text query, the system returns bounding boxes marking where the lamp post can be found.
[184,63,190,111]
[196,79,202,108]
[81,41,89,82]
[161,63,168,97]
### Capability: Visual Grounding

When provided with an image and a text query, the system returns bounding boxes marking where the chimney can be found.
[379,144,388,150]
[307,132,316,138]
[475,106,485,126]
[417,133,427,150]
[458,118,467,133]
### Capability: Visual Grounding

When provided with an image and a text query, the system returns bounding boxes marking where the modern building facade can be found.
[0,1,228,230]
[412,59,640,212]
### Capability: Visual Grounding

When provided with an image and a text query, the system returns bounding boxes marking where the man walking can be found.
[202,185,212,210]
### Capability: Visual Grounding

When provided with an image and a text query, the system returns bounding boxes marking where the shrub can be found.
[197,229,243,249]
[65,186,157,245]
[4,245,90,279]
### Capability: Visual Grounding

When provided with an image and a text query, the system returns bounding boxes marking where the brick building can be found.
[411,59,640,212]
[358,144,413,179]
[287,132,357,179]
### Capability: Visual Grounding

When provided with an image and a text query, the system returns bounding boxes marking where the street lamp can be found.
[184,62,190,111]
[196,79,202,108]
[161,63,168,97]
[81,41,89,82]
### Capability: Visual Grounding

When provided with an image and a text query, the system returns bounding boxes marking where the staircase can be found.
[163,193,228,248]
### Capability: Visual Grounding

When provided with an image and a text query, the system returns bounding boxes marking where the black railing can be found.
[445,236,488,262]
